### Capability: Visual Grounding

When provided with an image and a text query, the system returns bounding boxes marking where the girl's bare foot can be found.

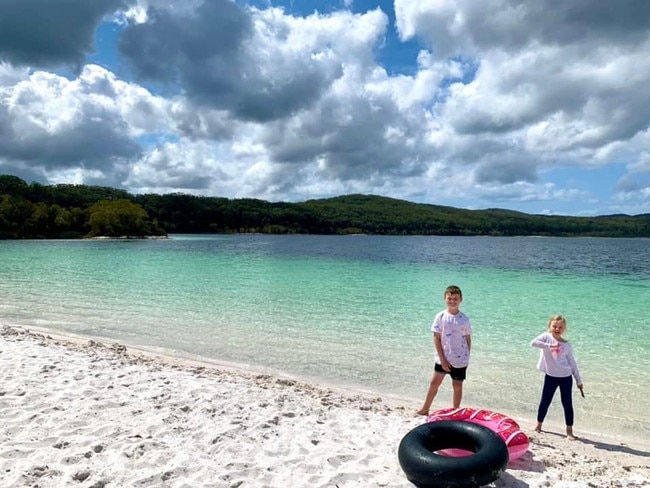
[534,422,543,433]
[415,409,429,416]
[566,427,577,440]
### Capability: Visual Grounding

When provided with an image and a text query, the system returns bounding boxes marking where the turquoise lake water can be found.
[1,235,648,443]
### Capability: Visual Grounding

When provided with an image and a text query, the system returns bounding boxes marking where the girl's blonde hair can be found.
[548,315,567,328]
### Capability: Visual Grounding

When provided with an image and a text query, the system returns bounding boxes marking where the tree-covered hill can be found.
[1,174,649,238]
[300,194,650,237]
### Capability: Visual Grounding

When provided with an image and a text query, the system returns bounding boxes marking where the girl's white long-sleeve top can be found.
[531,332,582,385]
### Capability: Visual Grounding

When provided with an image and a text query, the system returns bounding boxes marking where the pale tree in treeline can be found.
[87,199,152,237]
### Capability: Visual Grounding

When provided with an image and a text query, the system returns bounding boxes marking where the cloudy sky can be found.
[1,0,649,216]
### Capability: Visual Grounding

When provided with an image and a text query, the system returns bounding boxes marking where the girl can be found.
[531,315,584,439]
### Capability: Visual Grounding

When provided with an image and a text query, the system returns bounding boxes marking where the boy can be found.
[416,285,472,415]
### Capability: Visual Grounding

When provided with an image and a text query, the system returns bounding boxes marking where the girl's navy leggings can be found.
[537,374,574,426]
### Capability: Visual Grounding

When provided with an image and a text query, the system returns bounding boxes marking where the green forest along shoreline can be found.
[1,175,649,238]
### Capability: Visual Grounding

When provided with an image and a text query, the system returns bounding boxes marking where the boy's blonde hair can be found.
[444,285,462,298]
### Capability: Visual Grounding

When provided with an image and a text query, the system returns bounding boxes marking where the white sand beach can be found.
[1,325,648,488]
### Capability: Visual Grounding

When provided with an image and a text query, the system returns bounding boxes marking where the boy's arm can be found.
[433,332,450,371]
[465,334,472,352]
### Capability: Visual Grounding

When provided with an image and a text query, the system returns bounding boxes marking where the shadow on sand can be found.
[495,471,532,487]
[505,450,545,473]
[578,437,650,457]
[534,429,650,457]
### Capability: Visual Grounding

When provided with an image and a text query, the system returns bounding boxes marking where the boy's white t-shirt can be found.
[431,310,472,368]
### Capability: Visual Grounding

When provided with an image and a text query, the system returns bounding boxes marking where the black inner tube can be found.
[398,420,509,488]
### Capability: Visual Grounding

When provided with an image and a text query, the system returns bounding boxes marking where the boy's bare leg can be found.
[451,380,463,408]
[416,373,445,415]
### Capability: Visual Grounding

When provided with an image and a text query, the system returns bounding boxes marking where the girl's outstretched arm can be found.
[530,333,550,348]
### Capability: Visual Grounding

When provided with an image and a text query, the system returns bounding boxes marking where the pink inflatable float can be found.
[426,407,530,461]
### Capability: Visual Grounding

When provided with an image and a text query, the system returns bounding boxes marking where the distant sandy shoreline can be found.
[1,325,648,488]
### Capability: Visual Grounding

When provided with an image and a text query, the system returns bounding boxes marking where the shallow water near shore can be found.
[1,234,648,444]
